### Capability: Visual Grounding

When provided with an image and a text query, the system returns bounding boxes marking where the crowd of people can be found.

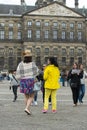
[7,49,87,115]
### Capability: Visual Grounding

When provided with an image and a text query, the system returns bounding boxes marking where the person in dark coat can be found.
[67,62,83,106]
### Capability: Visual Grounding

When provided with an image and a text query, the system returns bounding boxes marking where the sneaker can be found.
[52,110,57,113]
[34,101,38,106]
[42,109,48,113]
[80,101,83,103]
[79,101,83,105]
[73,104,77,107]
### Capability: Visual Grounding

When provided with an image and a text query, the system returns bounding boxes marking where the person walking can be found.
[78,64,87,104]
[67,62,83,106]
[9,70,19,102]
[42,57,60,113]
[16,50,39,115]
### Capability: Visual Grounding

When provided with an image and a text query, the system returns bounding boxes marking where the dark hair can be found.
[49,57,58,67]
[73,62,78,68]
[23,56,32,63]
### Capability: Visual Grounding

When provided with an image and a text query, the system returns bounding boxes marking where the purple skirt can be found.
[20,78,34,94]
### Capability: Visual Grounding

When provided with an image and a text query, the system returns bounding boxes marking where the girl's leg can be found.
[51,89,57,110]
[44,89,51,110]
[81,84,85,102]
[49,95,51,103]
[12,86,16,102]
[79,86,82,103]
[71,87,77,105]
[24,94,29,105]
[14,86,18,100]
[25,93,35,112]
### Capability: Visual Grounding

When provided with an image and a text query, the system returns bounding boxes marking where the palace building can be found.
[0,0,87,71]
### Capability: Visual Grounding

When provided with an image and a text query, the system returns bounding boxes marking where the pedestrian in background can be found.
[61,69,67,87]
[67,62,83,106]
[32,65,44,106]
[9,70,19,102]
[42,57,60,113]
[16,50,39,115]
[78,64,87,104]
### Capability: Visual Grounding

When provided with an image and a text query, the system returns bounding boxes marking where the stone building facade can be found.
[0,0,87,71]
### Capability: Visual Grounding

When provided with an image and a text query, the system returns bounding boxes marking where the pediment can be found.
[27,2,83,17]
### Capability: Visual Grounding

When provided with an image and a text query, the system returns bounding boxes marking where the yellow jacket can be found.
[43,65,60,89]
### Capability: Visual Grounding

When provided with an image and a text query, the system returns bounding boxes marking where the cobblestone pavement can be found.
[0,80,87,130]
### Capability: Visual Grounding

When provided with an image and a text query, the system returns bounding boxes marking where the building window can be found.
[18,23,21,28]
[44,30,49,39]
[53,22,58,27]
[9,23,13,28]
[28,30,32,38]
[62,57,66,65]
[70,49,74,56]
[0,31,5,39]
[62,22,66,28]
[36,21,40,26]
[78,23,82,29]
[17,49,21,56]
[78,49,82,55]
[45,57,49,63]
[0,48,4,55]
[17,49,21,65]
[61,31,65,40]
[44,22,49,26]
[17,31,22,39]
[36,56,41,66]
[53,48,58,55]
[0,23,5,27]
[8,57,14,69]
[53,30,57,39]
[70,32,74,40]
[28,21,32,26]
[0,57,4,69]
[9,9,13,15]
[62,48,66,55]
[36,30,40,39]
[9,31,13,39]
[78,32,82,40]
[70,57,74,65]
[70,23,74,28]
[36,48,40,55]
[45,48,49,55]
[9,48,13,56]
[78,57,82,64]
[0,48,4,69]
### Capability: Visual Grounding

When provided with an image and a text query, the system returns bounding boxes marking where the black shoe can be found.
[24,109,31,115]
[14,96,17,101]
[13,99,16,102]
[13,96,17,102]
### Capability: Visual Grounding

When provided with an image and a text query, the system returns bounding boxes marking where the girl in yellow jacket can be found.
[42,57,60,113]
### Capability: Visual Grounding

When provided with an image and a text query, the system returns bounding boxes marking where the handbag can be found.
[70,83,78,88]
[33,81,42,91]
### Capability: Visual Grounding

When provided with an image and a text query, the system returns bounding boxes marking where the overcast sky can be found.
[0,0,86,8]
